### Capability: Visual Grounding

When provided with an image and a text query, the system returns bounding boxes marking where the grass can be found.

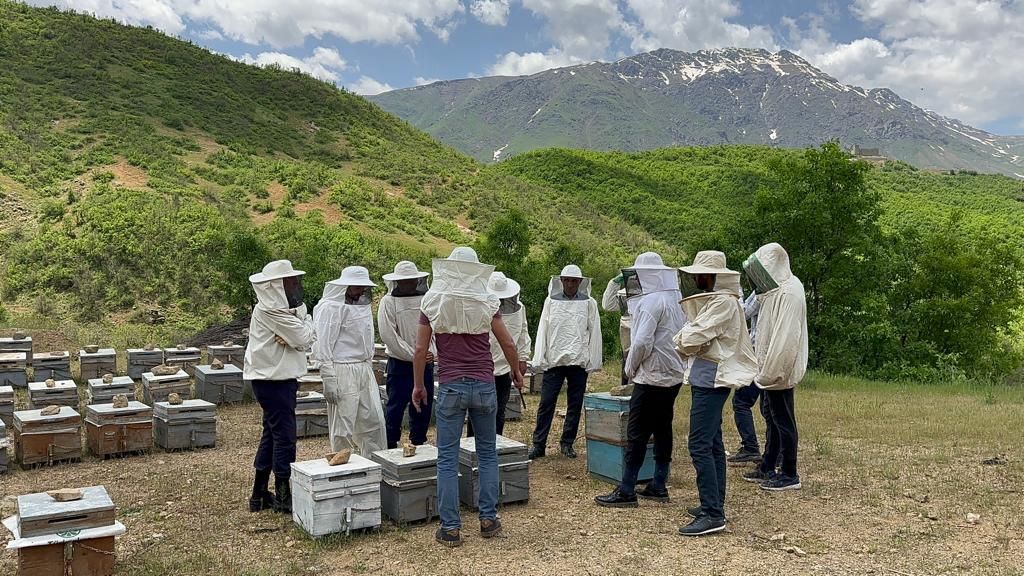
[1,364,1022,575]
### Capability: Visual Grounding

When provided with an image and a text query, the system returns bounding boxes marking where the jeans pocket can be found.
[476,387,497,412]
[437,387,461,413]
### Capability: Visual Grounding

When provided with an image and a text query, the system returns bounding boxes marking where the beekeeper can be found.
[528,264,602,460]
[466,271,531,437]
[601,272,632,387]
[378,261,435,448]
[244,260,316,515]
[412,247,524,547]
[313,266,386,456]
[595,252,685,509]
[673,250,757,537]
[741,243,808,493]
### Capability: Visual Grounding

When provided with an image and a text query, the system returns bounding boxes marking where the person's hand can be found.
[512,369,524,391]
[411,384,428,412]
[519,361,528,377]
[425,352,435,363]
[274,335,288,347]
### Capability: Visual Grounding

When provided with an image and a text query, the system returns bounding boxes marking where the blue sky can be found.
[28,1,1024,134]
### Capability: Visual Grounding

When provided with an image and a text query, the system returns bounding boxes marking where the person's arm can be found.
[492,316,524,390]
[585,299,603,372]
[601,277,623,312]
[623,306,656,378]
[756,293,804,388]
[529,299,552,371]
[411,321,433,412]
[517,311,532,376]
[377,298,417,361]
[674,298,732,356]
[263,307,316,351]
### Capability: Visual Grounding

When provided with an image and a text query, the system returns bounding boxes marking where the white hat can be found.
[328,266,377,287]
[448,247,480,263]
[559,264,584,278]
[631,251,673,270]
[487,272,521,299]
[249,260,305,284]
[680,251,740,276]
[383,261,429,282]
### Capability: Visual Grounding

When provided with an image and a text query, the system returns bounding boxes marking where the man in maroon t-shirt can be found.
[412,247,523,547]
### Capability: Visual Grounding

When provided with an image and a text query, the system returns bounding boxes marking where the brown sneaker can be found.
[480,518,503,538]
[436,527,463,547]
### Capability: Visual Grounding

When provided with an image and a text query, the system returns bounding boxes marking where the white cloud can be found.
[488,50,582,76]
[470,0,510,26]
[349,76,395,95]
[27,0,185,34]
[622,0,777,53]
[236,47,348,82]
[520,0,623,60]
[788,0,1024,129]
[414,76,442,86]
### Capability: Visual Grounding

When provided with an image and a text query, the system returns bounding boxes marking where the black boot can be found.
[273,475,292,514]
[249,469,275,512]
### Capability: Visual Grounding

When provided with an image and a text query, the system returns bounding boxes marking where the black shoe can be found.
[560,444,577,459]
[436,527,463,547]
[727,449,762,464]
[678,515,726,537]
[249,469,275,512]
[528,445,546,460]
[687,505,729,521]
[273,476,292,514]
[594,488,639,508]
[742,469,774,483]
[637,484,670,502]
[480,518,503,539]
[761,473,802,491]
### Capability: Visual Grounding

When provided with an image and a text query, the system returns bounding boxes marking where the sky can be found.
[26,0,1024,135]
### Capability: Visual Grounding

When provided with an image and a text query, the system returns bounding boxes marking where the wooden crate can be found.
[78,350,116,384]
[290,454,382,537]
[585,439,655,485]
[17,485,115,538]
[458,461,530,509]
[32,351,71,381]
[85,402,153,457]
[87,377,136,405]
[28,380,80,410]
[162,348,201,377]
[193,364,245,404]
[0,336,33,366]
[583,392,654,485]
[206,345,244,369]
[141,370,190,404]
[372,444,439,524]
[125,349,163,380]
[153,400,216,450]
[13,407,82,466]
[16,535,115,576]
[458,435,529,468]
[295,391,327,438]
[0,352,29,388]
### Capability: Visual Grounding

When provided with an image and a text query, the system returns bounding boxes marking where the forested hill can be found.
[0,4,1021,382]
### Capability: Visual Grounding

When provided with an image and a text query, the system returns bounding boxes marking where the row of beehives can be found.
[0,338,246,387]
[292,435,531,537]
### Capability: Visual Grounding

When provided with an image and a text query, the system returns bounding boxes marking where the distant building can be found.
[849,144,887,165]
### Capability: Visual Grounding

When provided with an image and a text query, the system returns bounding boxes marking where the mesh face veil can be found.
[346,286,373,306]
[283,276,304,309]
[391,277,429,297]
[742,254,779,294]
[677,270,707,299]
[499,296,521,315]
[622,269,643,298]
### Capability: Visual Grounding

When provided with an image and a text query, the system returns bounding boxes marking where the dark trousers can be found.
[252,379,298,479]
[760,388,799,477]
[619,383,682,494]
[385,358,435,448]
[620,350,630,387]
[689,386,730,519]
[467,372,512,437]
[532,365,588,448]
[732,382,766,453]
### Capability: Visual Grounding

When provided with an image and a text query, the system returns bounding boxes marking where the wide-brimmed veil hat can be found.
[383,261,429,282]
[559,264,585,278]
[249,259,305,284]
[328,266,377,287]
[487,272,521,299]
[680,251,740,276]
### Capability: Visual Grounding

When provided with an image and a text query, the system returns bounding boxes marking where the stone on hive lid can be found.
[223,340,234,347]
[151,364,179,376]
[13,331,26,340]
[143,343,156,351]
[297,390,310,398]
[167,392,183,405]
[112,394,129,409]
[83,344,100,354]
[41,405,61,416]
[403,443,417,457]
[328,449,352,466]
[47,488,83,502]
[176,343,186,350]
[102,373,114,384]
[211,359,225,370]
[45,378,56,388]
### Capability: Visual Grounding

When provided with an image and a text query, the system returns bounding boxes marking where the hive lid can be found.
[458,434,528,456]
[87,376,135,387]
[142,370,189,382]
[153,399,216,416]
[33,351,69,360]
[79,348,116,357]
[14,406,80,423]
[194,364,243,377]
[17,485,114,525]
[126,348,164,355]
[371,444,439,467]
[0,385,13,398]
[28,380,77,392]
[86,401,151,416]
[291,453,380,481]
[0,352,27,362]
[208,344,244,351]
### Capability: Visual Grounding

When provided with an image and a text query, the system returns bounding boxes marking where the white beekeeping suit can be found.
[313,266,386,455]
[487,272,531,375]
[532,265,603,372]
[744,243,808,390]
[377,261,435,361]
[421,247,499,335]
[674,251,758,390]
[621,253,687,387]
[244,260,315,381]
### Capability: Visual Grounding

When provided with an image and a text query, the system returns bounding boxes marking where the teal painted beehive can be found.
[584,392,655,485]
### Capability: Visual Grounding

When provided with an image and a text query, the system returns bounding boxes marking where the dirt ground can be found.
[1,372,1022,576]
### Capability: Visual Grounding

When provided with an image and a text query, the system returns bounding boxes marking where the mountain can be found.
[371,48,1024,176]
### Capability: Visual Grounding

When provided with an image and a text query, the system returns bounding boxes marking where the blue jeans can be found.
[689,386,730,519]
[435,378,499,530]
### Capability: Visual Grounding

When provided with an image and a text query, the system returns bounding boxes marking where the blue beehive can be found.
[584,392,655,484]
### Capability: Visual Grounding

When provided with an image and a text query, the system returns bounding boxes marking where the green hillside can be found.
[0,3,1021,381]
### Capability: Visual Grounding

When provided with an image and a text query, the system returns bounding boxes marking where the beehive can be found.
[371,444,439,524]
[0,419,9,473]
[17,485,115,538]
[0,352,29,388]
[505,387,524,421]
[85,402,153,457]
[141,369,191,404]
[0,335,33,366]
[27,380,79,410]
[457,435,530,509]
[125,348,163,380]
[295,391,328,438]
[194,363,245,404]
[206,344,245,369]
[584,392,655,485]
[31,351,71,381]
[13,406,83,466]
[162,346,201,376]
[87,376,136,405]
[79,348,116,383]
[152,399,216,450]
[0,384,15,427]
[290,454,383,537]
